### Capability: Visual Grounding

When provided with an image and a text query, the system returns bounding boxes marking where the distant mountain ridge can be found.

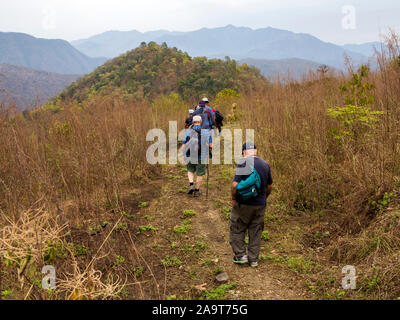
[72,25,369,69]
[342,42,384,57]
[0,64,79,110]
[0,32,107,74]
[240,58,326,79]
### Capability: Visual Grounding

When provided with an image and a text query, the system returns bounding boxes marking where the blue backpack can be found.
[236,166,261,201]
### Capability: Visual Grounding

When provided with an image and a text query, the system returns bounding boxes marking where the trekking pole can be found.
[206,164,210,200]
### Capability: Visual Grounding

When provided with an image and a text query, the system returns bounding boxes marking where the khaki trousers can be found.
[229,204,266,262]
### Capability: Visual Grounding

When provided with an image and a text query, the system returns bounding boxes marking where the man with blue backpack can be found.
[182,116,213,197]
[192,99,216,134]
[230,142,273,268]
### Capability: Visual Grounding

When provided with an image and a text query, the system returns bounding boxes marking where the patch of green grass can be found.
[220,207,231,220]
[68,243,87,256]
[360,266,381,294]
[261,231,270,241]
[119,289,130,299]
[180,168,187,174]
[135,266,144,278]
[43,241,69,263]
[122,211,135,219]
[219,166,235,183]
[194,241,207,253]
[165,174,180,180]
[201,283,237,300]
[167,295,178,300]
[138,202,149,208]
[182,243,193,253]
[161,255,183,268]
[171,242,178,249]
[286,256,320,274]
[88,225,101,236]
[214,266,224,275]
[183,209,196,217]
[174,219,192,235]
[1,289,13,299]
[323,289,348,300]
[139,224,159,233]
[116,255,125,265]
[202,258,213,266]
[370,192,393,214]
[114,222,128,232]
[189,269,196,279]
[102,221,109,228]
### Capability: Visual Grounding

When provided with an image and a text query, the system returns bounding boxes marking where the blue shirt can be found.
[234,156,273,206]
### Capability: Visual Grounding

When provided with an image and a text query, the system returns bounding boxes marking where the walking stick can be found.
[206,164,210,200]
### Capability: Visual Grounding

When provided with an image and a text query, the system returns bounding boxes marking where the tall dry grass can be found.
[233,33,400,298]
[0,97,158,215]
[237,33,400,233]
[0,95,184,299]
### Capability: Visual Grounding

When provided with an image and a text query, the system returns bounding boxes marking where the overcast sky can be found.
[0,0,399,44]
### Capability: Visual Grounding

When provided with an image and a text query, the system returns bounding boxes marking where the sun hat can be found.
[193,116,202,123]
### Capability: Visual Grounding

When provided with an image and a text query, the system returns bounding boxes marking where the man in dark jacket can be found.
[192,100,216,131]
[230,142,273,268]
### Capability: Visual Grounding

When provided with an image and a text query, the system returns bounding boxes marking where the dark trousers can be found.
[229,204,266,262]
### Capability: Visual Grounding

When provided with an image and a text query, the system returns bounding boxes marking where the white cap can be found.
[202,97,209,103]
[189,109,194,114]
[193,116,202,123]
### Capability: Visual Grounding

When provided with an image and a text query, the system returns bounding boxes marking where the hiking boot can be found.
[233,255,249,265]
[249,261,259,268]
[193,190,201,197]
[187,185,195,195]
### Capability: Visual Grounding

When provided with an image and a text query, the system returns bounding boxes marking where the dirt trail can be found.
[162,162,304,300]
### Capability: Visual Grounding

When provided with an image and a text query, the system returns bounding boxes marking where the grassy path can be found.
[144,160,307,300]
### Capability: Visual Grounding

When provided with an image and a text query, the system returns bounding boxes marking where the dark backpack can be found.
[185,116,193,128]
[193,107,214,129]
[215,110,224,127]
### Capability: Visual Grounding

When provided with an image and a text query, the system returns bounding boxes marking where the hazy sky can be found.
[0,0,399,44]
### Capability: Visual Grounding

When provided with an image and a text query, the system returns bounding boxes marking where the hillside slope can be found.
[56,42,266,103]
[0,32,107,74]
[72,25,367,69]
[0,64,78,110]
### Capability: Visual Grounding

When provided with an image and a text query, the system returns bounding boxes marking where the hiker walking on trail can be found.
[192,98,216,134]
[230,143,273,268]
[182,115,213,197]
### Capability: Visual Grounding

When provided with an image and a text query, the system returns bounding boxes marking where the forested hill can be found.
[0,64,78,110]
[57,42,266,103]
